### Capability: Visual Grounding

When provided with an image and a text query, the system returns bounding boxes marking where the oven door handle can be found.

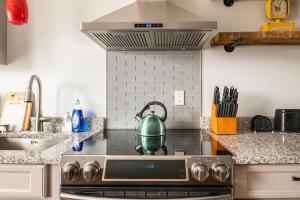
[60,193,232,200]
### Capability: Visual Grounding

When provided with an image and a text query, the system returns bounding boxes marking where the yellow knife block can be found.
[210,104,237,135]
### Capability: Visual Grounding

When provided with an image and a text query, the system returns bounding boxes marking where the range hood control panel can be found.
[134,23,163,28]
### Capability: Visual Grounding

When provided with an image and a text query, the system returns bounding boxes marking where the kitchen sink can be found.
[0,137,64,151]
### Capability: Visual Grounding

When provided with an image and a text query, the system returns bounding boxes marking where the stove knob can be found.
[83,161,100,183]
[212,163,230,182]
[62,161,80,182]
[191,162,209,182]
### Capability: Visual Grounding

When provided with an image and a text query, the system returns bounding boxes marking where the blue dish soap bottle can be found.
[72,99,84,132]
[72,99,84,152]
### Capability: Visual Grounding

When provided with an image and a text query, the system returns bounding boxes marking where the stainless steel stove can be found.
[60,130,233,200]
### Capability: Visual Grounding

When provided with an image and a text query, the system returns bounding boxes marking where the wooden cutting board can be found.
[1,92,32,131]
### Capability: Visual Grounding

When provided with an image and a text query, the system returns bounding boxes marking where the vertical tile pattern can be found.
[107,51,201,129]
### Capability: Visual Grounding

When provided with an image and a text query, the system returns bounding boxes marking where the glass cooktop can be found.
[64,130,230,156]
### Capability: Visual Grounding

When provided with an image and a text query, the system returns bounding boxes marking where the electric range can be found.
[60,130,233,200]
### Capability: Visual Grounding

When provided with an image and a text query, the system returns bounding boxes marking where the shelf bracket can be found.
[224,39,241,53]
[224,0,234,7]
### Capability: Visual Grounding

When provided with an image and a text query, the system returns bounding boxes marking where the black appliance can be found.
[275,109,300,133]
[60,130,233,200]
[251,115,272,132]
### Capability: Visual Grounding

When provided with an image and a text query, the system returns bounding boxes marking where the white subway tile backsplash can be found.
[163,65,175,71]
[119,65,136,71]
[173,106,193,112]
[192,106,202,112]
[136,59,146,67]
[107,51,201,129]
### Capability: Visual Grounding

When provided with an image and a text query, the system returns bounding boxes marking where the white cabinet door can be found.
[235,165,300,199]
[0,0,7,65]
[0,165,47,199]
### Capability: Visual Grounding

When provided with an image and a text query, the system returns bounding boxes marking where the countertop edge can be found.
[210,132,300,165]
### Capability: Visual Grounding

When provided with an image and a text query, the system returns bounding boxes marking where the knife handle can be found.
[222,104,226,117]
[221,103,225,117]
[227,103,233,117]
[226,103,233,117]
[233,104,239,117]
[218,104,222,117]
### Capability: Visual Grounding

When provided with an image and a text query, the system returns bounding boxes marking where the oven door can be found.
[60,186,232,200]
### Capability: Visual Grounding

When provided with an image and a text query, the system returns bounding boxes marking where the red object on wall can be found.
[5,0,29,25]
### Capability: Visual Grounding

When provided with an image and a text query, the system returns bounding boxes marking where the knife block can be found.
[210,104,237,135]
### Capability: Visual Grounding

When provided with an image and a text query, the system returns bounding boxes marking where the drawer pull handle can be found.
[292,176,300,181]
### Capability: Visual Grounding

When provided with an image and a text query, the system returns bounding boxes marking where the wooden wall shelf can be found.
[211,31,300,52]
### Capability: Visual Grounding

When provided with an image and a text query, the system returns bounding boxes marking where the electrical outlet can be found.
[175,91,185,106]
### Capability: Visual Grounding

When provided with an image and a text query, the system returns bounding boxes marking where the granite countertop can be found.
[211,132,300,165]
[0,117,105,165]
[0,131,102,165]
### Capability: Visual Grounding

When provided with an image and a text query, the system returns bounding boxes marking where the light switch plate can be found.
[175,91,185,106]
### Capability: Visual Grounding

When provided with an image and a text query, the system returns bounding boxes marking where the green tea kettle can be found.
[135,101,167,154]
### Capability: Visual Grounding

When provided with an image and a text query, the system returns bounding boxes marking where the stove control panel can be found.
[60,155,233,186]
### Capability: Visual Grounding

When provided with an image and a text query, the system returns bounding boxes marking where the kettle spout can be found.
[135,114,142,122]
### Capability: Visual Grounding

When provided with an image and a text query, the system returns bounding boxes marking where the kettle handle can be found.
[136,101,167,122]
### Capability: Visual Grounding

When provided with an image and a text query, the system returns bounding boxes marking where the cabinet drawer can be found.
[0,165,47,199]
[235,165,300,199]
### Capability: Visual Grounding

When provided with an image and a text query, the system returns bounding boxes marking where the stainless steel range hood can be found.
[81,0,217,51]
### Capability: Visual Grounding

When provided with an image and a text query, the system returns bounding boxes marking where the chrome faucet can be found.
[24,75,50,132]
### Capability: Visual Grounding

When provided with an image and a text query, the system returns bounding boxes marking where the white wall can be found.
[1,0,300,118]
[0,0,134,117]
[172,0,300,117]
